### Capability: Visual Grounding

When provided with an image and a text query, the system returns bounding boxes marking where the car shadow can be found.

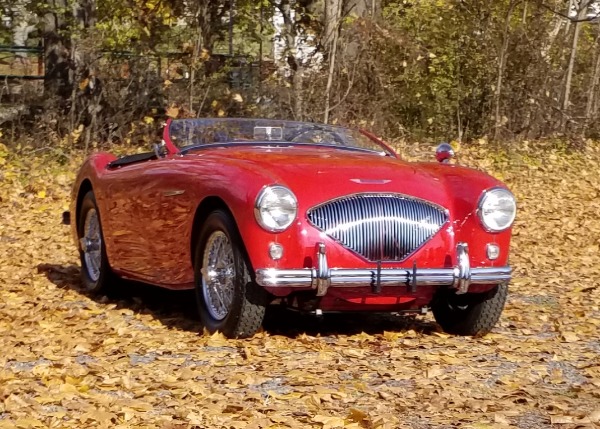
[37,263,440,338]
[37,263,200,334]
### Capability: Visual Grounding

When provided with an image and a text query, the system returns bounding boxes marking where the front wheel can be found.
[431,283,508,336]
[194,210,268,338]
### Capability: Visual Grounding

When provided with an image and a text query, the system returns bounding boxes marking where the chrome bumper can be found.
[255,242,511,297]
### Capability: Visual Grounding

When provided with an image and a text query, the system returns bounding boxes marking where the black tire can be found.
[194,210,268,338]
[431,283,508,336]
[77,191,115,294]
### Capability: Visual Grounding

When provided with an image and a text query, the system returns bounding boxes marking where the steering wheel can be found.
[289,129,346,146]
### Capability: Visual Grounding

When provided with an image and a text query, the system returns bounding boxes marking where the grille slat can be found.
[307,194,448,262]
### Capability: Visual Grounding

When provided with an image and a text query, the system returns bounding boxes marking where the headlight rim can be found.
[254,185,298,232]
[477,187,516,233]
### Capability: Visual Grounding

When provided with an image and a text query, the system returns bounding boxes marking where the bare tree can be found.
[494,0,521,141]
[583,27,600,134]
[323,0,343,51]
[323,0,342,123]
[561,0,591,130]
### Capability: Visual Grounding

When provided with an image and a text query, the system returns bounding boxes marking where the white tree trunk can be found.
[323,0,343,51]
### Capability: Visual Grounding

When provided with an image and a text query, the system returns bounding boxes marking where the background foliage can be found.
[2,0,600,147]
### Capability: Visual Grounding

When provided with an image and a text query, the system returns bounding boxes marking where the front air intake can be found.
[307,193,448,262]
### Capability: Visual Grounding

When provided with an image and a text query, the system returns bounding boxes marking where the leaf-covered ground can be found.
[0,142,599,429]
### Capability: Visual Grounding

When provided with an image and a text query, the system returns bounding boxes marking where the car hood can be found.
[195,146,504,214]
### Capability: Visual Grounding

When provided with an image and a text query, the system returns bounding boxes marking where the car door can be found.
[141,158,198,287]
[101,158,165,283]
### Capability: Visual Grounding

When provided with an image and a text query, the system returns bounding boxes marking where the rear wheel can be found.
[431,283,508,336]
[194,210,268,338]
[78,191,115,294]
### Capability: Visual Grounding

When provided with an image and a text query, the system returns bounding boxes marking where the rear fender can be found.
[69,153,117,248]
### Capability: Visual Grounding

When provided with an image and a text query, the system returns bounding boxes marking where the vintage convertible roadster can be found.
[65,118,516,338]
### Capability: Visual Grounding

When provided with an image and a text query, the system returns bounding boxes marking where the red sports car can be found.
[65,118,516,338]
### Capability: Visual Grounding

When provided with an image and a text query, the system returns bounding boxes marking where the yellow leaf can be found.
[426,366,444,378]
[587,409,600,423]
[313,415,346,429]
[561,332,579,342]
[217,109,225,117]
[15,418,44,428]
[166,105,179,118]
[82,410,118,423]
[143,116,154,124]
[347,408,368,423]
[550,416,574,424]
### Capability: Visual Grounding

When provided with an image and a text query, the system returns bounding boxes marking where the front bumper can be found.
[255,242,511,297]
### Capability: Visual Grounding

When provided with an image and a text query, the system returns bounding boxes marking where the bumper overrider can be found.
[255,242,511,297]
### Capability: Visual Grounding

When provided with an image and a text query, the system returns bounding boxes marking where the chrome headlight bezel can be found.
[477,187,516,232]
[254,185,298,232]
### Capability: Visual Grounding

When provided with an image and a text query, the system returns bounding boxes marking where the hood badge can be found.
[350,178,391,184]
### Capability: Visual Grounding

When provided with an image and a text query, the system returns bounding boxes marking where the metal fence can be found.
[0,44,44,80]
[0,44,265,88]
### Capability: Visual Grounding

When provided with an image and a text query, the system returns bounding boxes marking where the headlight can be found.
[255,185,298,232]
[477,188,516,232]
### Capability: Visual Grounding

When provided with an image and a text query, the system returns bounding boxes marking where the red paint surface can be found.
[69,133,513,311]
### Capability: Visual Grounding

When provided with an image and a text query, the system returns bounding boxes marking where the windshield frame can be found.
[165,118,397,157]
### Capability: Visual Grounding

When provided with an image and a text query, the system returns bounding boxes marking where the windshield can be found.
[168,118,391,155]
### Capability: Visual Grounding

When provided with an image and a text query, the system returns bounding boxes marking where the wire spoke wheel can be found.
[195,210,268,338]
[77,190,115,294]
[201,231,235,321]
[81,209,102,282]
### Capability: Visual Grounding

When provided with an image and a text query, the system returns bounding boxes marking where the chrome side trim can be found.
[255,242,511,295]
[162,190,185,197]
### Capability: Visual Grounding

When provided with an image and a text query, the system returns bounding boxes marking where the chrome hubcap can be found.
[201,231,235,321]
[82,209,102,282]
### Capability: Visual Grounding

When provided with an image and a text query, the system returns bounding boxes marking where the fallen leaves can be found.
[1,144,600,428]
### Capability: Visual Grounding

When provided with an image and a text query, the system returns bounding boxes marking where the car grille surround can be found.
[307,193,448,262]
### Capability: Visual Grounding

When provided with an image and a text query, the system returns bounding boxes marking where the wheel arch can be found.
[190,196,239,265]
[75,179,94,231]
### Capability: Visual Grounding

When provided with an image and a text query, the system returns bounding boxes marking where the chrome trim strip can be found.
[255,242,511,294]
[162,190,185,197]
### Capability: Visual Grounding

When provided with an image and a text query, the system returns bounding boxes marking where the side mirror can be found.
[435,143,454,163]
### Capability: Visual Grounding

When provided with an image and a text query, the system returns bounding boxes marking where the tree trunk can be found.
[276,0,306,120]
[493,0,519,141]
[323,0,343,51]
[43,0,71,98]
[323,0,342,123]
[561,0,590,131]
[583,32,600,135]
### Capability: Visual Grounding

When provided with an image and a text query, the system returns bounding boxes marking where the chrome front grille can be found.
[307,194,448,262]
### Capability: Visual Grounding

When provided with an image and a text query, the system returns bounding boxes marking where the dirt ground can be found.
[0,141,599,428]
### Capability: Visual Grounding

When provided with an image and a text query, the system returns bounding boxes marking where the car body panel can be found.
[69,120,514,313]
